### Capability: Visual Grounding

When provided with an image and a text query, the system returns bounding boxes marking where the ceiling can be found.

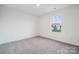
[2,4,71,16]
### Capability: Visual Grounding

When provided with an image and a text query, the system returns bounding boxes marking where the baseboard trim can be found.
[39,35,79,47]
[0,35,37,45]
[0,35,79,47]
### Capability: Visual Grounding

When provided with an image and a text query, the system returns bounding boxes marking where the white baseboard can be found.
[0,35,37,45]
[39,35,79,47]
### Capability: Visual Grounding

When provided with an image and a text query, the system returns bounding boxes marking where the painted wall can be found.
[0,5,79,46]
[39,5,79,46]
[0,6,38,44]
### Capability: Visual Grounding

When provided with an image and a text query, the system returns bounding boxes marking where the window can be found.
[51,16,61,32]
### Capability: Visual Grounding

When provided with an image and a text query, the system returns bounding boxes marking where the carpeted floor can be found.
[0,36,79,54]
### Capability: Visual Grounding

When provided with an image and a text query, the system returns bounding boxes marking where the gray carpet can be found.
[0,36,79,54]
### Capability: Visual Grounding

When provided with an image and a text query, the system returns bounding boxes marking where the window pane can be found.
[51,16,61,32]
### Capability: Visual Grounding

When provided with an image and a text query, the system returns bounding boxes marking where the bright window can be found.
[51,16,61,32]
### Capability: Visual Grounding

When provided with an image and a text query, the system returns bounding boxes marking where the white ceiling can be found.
[2,4,71,16]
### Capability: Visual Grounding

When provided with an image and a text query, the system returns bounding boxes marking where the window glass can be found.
[51,16,61,32]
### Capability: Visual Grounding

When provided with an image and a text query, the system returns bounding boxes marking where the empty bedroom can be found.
[0,4,79,54]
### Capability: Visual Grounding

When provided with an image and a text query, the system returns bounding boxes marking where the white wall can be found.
[39,5,79,46]
[0,5,79,46]
[0,6,38,44]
